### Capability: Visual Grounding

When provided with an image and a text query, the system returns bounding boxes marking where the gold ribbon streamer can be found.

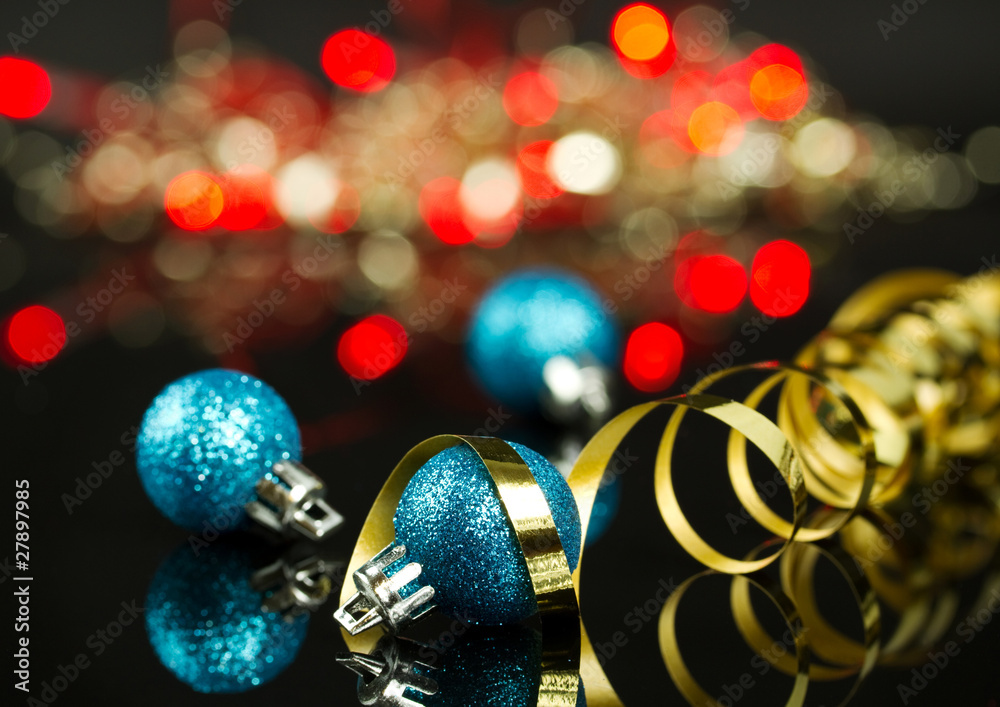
[688,362,880,537]
[337,434,580,704]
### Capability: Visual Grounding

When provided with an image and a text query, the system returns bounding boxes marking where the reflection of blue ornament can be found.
[433,627,587,707]
[466,269,619,416]
[136,369,341,538]
[145,542,308,693]
[335,441,581,634]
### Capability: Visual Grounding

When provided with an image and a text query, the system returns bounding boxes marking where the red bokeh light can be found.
[165,171,225,231]
[7,305,66,364]
[503,72,559,127]
[0,57,51,119]
[671,70,713,115]
[750,240,810,317]
[418,177,476,245]
[747,44,808,121]
[517,141,563,199]
[216,172,267,231]
[337,314,408,380]
[624,322,684,392]
[669,71,714,152]
[685,255,747,313]
[713,60,756,119]
[321,30,395,93]
[612,4,676,78]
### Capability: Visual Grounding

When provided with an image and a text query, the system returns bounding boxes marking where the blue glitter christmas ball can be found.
[393,441,581,625]
[136,369,301,531]
[145,542,309,693]
[430,626,586,707]
[466,269,619,412]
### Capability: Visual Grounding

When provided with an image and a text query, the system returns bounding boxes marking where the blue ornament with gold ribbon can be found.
[334,437,582,634]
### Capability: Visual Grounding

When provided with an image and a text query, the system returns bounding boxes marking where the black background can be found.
[2,0,999,705]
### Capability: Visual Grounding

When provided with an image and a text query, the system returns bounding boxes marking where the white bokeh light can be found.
[274,154,339,227]
[548,131,621,195]
[459,158,520,222]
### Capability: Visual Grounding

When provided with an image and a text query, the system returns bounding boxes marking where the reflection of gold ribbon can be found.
[731,539,880,706]
[337,435,580,704]
[661,571,810,707]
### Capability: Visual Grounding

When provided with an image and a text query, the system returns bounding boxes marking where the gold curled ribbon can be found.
[659,570,810,707]
[827,269,960,333]
[655,393,807,573]
[795,331,927,496]
[569,394,804,573]
[337,435,580,704]
[687,362,880,537]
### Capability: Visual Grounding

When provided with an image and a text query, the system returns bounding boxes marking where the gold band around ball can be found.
[337,434,581,704]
